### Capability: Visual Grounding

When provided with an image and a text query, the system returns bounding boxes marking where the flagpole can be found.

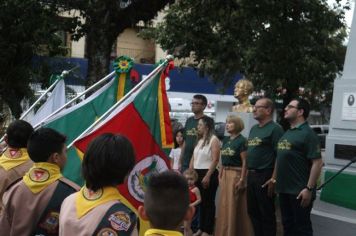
[33,70,116,129]
[20,77,61,120]
[67,55,173,149]
[20,66,79,121]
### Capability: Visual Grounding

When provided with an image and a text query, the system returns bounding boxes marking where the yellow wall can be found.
[116,28,155,64]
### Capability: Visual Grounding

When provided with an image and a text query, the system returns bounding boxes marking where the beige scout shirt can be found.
[0,177,79,236]
[0,160,33,209]
[59,194,138,236]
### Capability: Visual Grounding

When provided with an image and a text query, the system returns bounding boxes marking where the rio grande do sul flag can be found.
[74,61,174,209]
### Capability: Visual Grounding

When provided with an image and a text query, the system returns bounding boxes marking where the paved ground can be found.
[312,214,356,236]
[311,196,356,236]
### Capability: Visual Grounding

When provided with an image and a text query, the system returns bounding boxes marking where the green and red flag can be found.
[41,55,139,186]
[74,61,174,234]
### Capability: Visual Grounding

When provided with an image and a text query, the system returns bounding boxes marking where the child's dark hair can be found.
[173,128,184,148]
[144,171,189,230]
[82,133,135,191]
[27,128,66,163]
[6,120,34,148]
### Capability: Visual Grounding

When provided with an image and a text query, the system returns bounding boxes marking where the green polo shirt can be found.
[181,116,199,169]
[221,135,247,167]
[276,122,321,195]
[247,121,284,170]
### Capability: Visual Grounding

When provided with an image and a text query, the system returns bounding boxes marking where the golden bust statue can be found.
[232,79,254,113]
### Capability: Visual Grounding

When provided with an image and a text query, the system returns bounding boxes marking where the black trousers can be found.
[279,193,313,236]
[247,169,276,236]
[195,169,218,234]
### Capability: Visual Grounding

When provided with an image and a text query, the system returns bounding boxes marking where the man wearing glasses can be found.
[276,98,323,236]
[246,98,284,236]
[179,94,211,172]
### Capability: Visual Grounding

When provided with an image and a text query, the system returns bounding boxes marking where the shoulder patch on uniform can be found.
[108,211,132,231]
[97,227,118,236]
[39,211,59,233]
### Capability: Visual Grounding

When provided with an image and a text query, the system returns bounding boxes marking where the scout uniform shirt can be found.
[221,135,247,167]
[276,122,321,195]
[59,186,138,236]
[247,121,284,170]
[0,148,33,204]
[0,162,80,236]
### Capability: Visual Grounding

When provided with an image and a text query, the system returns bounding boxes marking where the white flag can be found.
[25,79,66,126]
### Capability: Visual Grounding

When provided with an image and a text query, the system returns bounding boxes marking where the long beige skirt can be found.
[215,167,253,236]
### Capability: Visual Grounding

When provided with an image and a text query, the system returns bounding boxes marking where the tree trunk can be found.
[86,29,115,86]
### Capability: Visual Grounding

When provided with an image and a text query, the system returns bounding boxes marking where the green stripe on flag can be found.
[44,78,119,185]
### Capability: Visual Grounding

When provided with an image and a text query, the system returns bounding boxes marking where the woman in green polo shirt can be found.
[215,114,253,236]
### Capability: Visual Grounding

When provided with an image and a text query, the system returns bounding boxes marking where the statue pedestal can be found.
[226,112,258,138]
[320,5,356,211]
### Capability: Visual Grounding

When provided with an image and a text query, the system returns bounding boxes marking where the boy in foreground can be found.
[139,171,195,236]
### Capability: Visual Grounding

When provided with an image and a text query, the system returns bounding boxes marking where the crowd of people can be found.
[174,92,322,236]
[0,89,323,236]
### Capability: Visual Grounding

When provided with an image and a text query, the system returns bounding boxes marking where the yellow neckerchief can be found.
[76,186,121,218]
[23,162,62,194]
[0,148,30,171]
[144,228,183,236]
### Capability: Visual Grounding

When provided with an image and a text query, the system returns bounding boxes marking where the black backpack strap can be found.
[31,180,77,236]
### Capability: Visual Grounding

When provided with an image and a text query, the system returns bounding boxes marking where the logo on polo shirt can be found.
[221,147,235,156]
[277,139,292,150]
[186,128,197,136]
[248,137,262,147]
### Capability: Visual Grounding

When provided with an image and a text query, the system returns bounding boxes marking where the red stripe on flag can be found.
[74,104,170,209]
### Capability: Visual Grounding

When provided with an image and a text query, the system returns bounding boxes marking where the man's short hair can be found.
[144,171,189,230]
[294,98,310,119]
[6,120,34,148]
[27,128,66,163]
[263,98,275,114]
[82,133,135,191]
[193,94,208,106]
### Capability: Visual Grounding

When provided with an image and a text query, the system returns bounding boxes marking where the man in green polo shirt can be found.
[247,98,284,236]
[276,98,323,236]
[179,94,212,172]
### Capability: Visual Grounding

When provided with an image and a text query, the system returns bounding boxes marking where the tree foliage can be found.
[151,0,349,110]
[59,0,174,86]
[0,0,75,118]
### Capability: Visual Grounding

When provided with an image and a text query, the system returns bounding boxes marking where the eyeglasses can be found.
[190,102,203,105]
[253,105,268,109]
[286,104,299,110]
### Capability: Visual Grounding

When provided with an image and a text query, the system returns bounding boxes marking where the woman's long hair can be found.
[198,116,215,147]
[173,128,184,148]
